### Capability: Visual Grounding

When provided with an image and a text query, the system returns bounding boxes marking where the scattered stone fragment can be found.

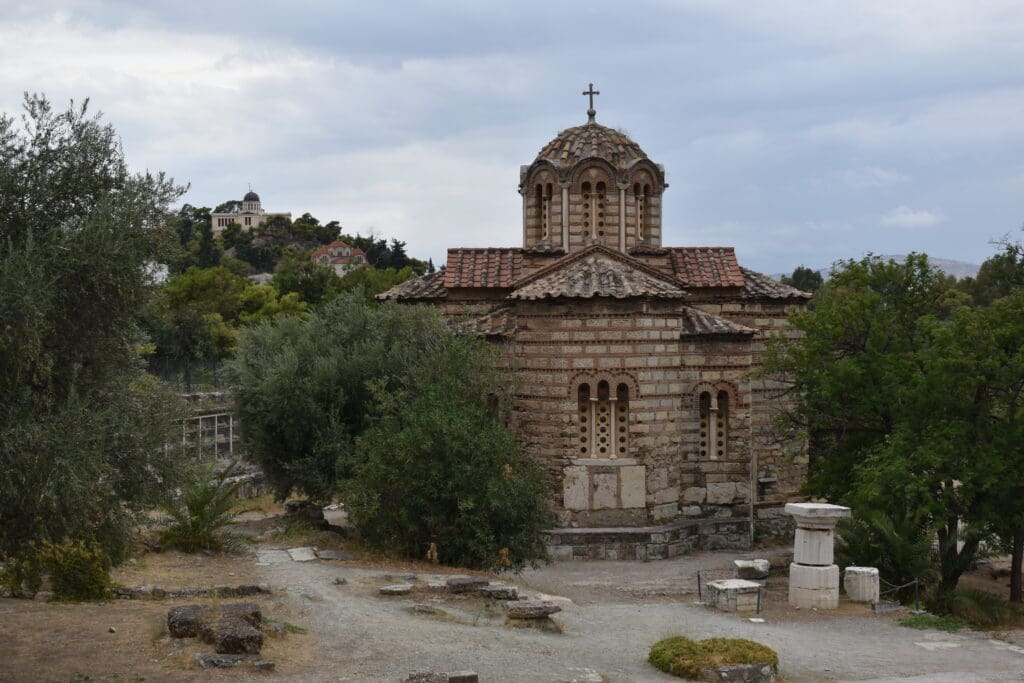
[504,600,562,619]
[315,549,354,561]
[411,604,448,617]
[217,602,261,628]
[286,547,317,562]
[167,604,209,638]
[445,577,488,594]
[379,584,413,596]
[404,673,478,683]
[333,577,348,586]
[108,626,116,633]
[251,661,275,672]
[447,673,479,683]
[734,559,771,580]
[255,549,292,566]
[195,653,245,669]
[215,584,270,598]
[378,572,417,582]
[425,579,448,593]
[480,584,519,600]
[201,617,264,654]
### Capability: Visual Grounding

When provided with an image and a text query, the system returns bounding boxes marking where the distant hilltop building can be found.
[310,240,368,276]
[211,189,291,235]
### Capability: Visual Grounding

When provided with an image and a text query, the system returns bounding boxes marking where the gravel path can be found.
[255,548,1024,682]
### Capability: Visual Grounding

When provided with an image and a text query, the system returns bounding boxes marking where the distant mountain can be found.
[777,255,981,281]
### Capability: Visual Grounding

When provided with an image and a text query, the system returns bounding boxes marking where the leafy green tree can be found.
[273,248,340,305]
[0,94,185,563]
[225,294,451,501]
[781,265,823,294]
[346,336,553,570]
[335,265,418,303]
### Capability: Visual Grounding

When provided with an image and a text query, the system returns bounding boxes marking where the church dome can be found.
[243,190,260,202]
[535,122,648,172]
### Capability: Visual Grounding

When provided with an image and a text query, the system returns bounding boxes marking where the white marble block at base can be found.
[789,585,840,609]
[844,566,880,603]
[789,563,839,590]
[706,579,762,613]
[794,527,834,566]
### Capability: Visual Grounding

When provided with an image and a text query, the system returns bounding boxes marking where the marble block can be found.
[794,527,834,566]
[844,566,880,603]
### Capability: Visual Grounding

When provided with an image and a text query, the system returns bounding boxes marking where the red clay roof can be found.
[376,270,446,300]
[443,248,523,289]
[511,247,686,300]
[667,247,746,288]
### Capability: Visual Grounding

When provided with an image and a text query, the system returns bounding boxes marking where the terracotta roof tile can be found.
[668,247,746,288]
[443,248,523,289]
[376,270,447,300]
[679,307,755,337]
[511,248,686,300]
[740,268,813,300]
[536,122,648,171]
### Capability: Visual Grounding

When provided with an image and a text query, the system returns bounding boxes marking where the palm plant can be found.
[159,461,242,552]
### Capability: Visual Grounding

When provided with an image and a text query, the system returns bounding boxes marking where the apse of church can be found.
[382,85,810,560]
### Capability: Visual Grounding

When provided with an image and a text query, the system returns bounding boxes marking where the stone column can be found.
[785,502,850,609]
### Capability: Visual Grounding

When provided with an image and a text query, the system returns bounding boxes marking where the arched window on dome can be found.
[595,181,607,241]
[633,183,646,241]
[534,184,545,241]
[581,181,592,239]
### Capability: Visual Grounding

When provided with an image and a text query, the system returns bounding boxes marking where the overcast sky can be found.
[2,1,1023,273]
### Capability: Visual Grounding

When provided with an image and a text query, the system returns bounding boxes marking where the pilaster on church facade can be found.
[381,95,809,559]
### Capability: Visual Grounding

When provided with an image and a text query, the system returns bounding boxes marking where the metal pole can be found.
[757,586,762,614]
[914,579,920,612]
[229,415,234,456]
[697,571,702,601]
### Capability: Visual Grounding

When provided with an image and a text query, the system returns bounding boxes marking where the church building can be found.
[381,89,810,560]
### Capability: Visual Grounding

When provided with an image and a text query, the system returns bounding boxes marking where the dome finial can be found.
[582,82,600,124]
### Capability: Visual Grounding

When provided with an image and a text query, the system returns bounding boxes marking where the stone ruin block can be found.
[843,566,880,603]
[788,563,839,609]
[704,579,762,613]
[504,600,561,619]
[734,559,770,581]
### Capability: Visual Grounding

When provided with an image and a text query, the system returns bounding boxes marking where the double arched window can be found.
[578,380,630,458]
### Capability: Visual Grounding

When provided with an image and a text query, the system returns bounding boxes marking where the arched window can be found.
[716,390,729,459]
[634,183,646,240]
[615,383,630,456]
[699,391,711,459]
[596,181,607,239]
[578,383,591,456]
[581,181,592,238]
[535,184,545,240]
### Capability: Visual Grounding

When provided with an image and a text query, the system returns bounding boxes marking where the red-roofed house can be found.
[311,240,367,276]
[380,99,811,559]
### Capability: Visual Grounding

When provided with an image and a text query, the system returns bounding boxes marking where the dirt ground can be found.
[2,513,1023,683]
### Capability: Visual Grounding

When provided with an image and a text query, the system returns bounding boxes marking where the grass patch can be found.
[649,636,778,679]
[898,613,970,632]
[263,617,308,635]
[926,588,1024,630]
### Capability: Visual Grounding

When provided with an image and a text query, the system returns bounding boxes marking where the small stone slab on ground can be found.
[446,577,488,594]
[504,600,562,619]
[315,549,354,561]
[480,584,519,600]
[379,584,414,596]
[286,547,317,562]
[378,572,417,582]
[405,672,479,683]
[535,592,574,606]
[411,604,449,617]
[255,549,292,566]
[703,663,776,682]
[195,653,247,669]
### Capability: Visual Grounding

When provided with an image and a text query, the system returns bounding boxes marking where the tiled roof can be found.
[443,248,523,289]
[376,270,447,300]
[740,268,813,300]
[679,307,755,337]
[536,122,647,170]
[511,247,686,300]
[456,307,517,337]
[668,247,746,288]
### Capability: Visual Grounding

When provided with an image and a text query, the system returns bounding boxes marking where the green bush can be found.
[33,539,111,602]
[344,336,554,571]
[159,462,242,552]
[648,636,778,679]
[836,508,938,602]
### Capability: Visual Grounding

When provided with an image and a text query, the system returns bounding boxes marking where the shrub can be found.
[38,539,112,601]
[344,336,554,571]
[159,462,242,552]
[648,636,779,679]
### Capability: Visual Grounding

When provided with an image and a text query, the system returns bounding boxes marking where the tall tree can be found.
[0,94,185,562]
[781,265,824,294]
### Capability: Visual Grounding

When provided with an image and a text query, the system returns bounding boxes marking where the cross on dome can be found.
[582,83,600,123]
